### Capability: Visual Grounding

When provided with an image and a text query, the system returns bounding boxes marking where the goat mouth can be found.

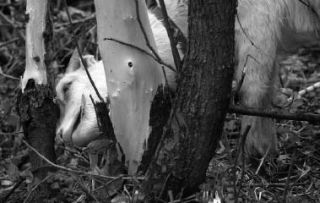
[72,108,82,134]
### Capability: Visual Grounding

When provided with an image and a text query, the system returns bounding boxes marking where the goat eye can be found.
[63,82,72,94]
[63,86,69,94]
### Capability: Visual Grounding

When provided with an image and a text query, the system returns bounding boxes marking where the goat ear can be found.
[66,49,81,73]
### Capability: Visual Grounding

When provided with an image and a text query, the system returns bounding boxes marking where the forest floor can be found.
[1,1,320,203]
[208,46,320,202]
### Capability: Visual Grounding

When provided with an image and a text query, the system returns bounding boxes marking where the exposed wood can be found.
[22,0,48,92]
[94,0,163,174]
[16,1,57,201]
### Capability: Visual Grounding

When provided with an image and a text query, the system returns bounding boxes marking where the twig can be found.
[298,81,320,98]
[158,0,182,72]
[255,146,271,175]
[236,14,278,73]
[157,173,172,200]
[229,104,320,124]
[104,37,176,72]
[134,0,178,75]
[93,175,125,193]
[298,0,320,23]
[167,194,196,203]
[55,15,96,27]
[0,37,20,48]
[2,178,24,202]
[234,54,261,95]
[283,149,297,201]
[134,0,161,61]
[89,94,116,141]
[0,2,19,7]
[22,139,144,181]
[0,66,20,80]
[23,174,53,203]
[161,66,169,87]
[0,130,22,136]
[234,125,251,203]
[74,177,101,203]
[0,11,25,40]
[236,14,273,60]
[63,0,104,102]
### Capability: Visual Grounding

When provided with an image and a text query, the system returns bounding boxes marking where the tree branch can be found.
[104,37,176,72]
[229,105,320,124]
[0,11,25,40]
[63,0,104,102]
[22,139,143,181]
[158,0,182,72]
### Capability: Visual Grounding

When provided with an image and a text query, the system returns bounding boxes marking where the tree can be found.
[16,0,57,201]
[94,0,164,174]
[144,0,237,198]
[94,0,236,200]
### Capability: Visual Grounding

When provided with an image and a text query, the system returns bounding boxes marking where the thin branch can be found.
[23,174,53,203]
[56,15,96,27]
[149,2,187,56]
[283,148,297,201]
[233,55,261,101]
[22,139,144,181]
[234,125,251,203]
[157,173,172,200]
[236,14,273,60]
[2,178,24,202]
[134,0,178,76]
[0,11,25,40]
[0,66,19,80]
[298,81,320,98]
[158,0,182,72]
[104,37,176,72]
[221,182,307,188]
[236,10,284,79]
[229,105,320,124]
[0,130,23,136]
[74,178,101,203]
[298,0,320,24]
[63,0,104,102]
[255,145,271,175]
[0,37,20,48]
[134,0,164,65]
[161,66,169,88]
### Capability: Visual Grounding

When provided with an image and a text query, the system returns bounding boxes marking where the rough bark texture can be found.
[16,0,57,201]
[17,83,57,168]
[144,0,236,198]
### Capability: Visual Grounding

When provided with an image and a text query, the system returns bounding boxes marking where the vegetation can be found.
[0,0,320,202]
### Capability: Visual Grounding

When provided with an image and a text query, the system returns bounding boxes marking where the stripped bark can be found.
[94,0,163,174]
[16,0,57,200]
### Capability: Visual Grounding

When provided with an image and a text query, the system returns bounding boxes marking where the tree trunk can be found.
[94,0,163,174]
[16,0,56,201]
[145,0,236,198]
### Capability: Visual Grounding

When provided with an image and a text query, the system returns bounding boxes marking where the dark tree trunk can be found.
[144,0,237,199]
[16,0,57,201]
